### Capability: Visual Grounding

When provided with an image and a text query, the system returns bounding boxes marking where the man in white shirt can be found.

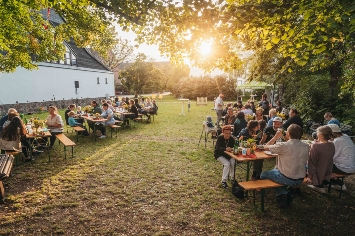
[261,124,309,209]
[214,93,224,128]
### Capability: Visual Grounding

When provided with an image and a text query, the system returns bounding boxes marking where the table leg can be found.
[245,161,250,197]
[182,101,184,114]
[94,124,96,141]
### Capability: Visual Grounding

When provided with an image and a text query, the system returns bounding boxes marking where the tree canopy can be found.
[0,0,115,72]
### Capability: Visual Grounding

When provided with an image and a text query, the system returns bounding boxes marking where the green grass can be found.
[1,97,355,235]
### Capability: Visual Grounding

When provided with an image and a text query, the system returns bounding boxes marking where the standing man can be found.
[261,124,309,208]
[215,93,224,128]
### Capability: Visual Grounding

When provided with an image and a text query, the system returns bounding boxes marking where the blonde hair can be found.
[68,111,76,117]
[269,108,277,116]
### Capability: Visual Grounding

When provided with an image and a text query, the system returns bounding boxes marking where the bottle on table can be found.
[233,140,239,155]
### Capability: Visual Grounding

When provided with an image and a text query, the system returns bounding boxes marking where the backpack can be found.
[232,181,245,199]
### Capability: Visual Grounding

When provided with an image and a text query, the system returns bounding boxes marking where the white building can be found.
[0,10,114,105]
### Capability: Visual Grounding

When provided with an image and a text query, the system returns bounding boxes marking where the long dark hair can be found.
[0,116,26,141]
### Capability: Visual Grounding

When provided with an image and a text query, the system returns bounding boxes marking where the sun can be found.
[199,40,212,55]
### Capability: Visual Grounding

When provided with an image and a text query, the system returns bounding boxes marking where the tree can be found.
[156,63,190,92]
[0,0,116,72]
[118,53,164,94]
[95,35,135,70]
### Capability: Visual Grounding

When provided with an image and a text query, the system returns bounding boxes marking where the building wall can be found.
[0,63,114,105]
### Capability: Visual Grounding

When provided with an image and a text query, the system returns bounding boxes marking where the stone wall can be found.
[0,97,107,116]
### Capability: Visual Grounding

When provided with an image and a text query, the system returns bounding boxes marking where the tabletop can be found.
[224,150,277,162]
[26,131,52,138]
[114,111,134,115]
[82,116,108,122]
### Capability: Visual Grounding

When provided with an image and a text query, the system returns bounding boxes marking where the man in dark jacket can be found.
[214,126,235,189]
[283,108,303,131]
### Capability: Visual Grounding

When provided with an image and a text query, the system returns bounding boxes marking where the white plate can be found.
[256,145,264,150]
[264,151,277,156]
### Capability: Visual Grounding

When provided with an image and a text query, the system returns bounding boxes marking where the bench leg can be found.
[253,190,256,206]
[339,177,344,198]
[260,189,265,212]
[0,181,5,204]
[64,146,67,159]
[48,146,51,162]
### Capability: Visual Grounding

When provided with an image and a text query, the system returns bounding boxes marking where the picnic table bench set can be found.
[223,149,354,212]
[0,99,159,203]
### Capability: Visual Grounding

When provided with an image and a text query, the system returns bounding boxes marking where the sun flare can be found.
[199,41,212,55]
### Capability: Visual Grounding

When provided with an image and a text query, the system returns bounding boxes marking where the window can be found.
[105,78,108,84]
[49,44,77,66]
[97,77,100,84]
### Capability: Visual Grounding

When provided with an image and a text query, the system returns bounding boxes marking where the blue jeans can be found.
[260,168,303,195]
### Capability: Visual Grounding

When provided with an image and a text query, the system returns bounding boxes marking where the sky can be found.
[115,26,224,77]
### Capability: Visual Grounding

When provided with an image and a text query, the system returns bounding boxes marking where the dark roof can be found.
[48,20,110,71]
[66,40,110,71]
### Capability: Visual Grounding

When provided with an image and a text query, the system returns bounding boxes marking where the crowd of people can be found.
[0,97,158,160]
[213,93,355,209]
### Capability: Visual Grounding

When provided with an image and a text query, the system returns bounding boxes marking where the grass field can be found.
[1,95,355,235]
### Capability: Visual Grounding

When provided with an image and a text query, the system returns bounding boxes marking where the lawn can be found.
[1,95,355,235]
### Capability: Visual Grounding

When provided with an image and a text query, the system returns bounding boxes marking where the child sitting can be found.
[68,111,89,136]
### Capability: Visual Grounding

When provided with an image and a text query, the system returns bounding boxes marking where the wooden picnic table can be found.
[26,131,52,160]
[224,149,277,181]
[82,116,108,141]
[114,111,135,126]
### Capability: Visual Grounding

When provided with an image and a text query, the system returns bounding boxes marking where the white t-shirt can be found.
[214,96,223,110]
[333,135,355,173]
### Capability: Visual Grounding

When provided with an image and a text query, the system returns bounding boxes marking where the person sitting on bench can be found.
[67,111,89,136]
[260,124,309,209]
[45,106,64,147]
[307,125,335,193]
[328,124,355,190]
[214,125,235,189]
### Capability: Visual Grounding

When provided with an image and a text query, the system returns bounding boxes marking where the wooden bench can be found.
[72,126,85,142]
[238,179,282,212]
[0,154,14,203]
[133,117,143,127]
[239,178,306,212]
[56,133,76,160]
[329,172,354,198]
[108,124,121,138]
[5,150,23,166]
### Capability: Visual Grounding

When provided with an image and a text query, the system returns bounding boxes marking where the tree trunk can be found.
[328,60,342,110]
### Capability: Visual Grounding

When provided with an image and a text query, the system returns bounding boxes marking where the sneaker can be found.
[221,182,229,189]
[99,135,106,139]
[331,184,347,191]
[307,185,326,193]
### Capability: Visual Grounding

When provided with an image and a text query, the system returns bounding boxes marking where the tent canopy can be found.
[238,81,273,90]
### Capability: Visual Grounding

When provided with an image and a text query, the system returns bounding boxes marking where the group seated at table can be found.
[0,109,44,161]
[215,118,355,209]
[67,111,89,136]
[65,104,83,125]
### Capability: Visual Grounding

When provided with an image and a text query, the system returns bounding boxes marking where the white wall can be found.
[0,63,114,104]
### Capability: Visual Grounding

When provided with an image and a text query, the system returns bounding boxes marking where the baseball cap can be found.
[273,117,283,123]
[327,124,341,133]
